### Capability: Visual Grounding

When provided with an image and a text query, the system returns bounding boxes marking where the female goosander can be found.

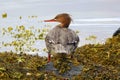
[44,13,79,62]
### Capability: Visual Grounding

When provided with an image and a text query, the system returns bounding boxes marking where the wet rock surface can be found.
[42,62,83,78]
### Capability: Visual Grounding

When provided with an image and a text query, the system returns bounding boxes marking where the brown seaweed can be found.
[0,35,120,79]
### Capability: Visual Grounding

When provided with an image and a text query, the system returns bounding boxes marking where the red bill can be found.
[44,19,56,22]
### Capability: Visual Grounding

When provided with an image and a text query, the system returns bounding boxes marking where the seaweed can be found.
[0,35,120,79]
[73,35,120,80]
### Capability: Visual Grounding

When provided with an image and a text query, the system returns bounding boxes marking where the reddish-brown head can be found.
[44,13,72,28]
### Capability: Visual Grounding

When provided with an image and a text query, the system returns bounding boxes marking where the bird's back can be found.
[45,25,79,54]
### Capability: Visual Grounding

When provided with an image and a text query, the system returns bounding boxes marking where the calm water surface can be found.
[0,17,120,56]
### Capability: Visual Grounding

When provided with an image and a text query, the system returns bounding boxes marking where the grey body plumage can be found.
[45,25,79,54]
[44,13,79,62]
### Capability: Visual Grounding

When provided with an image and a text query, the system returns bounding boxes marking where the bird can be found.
[113,27,120,36]
[44,13,79,62]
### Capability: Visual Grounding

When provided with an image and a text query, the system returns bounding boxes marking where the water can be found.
[0,17,119,56]
[0,0,120,56]
[70,24,119,46]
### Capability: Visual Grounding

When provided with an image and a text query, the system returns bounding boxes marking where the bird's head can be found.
[44,13,72,28]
